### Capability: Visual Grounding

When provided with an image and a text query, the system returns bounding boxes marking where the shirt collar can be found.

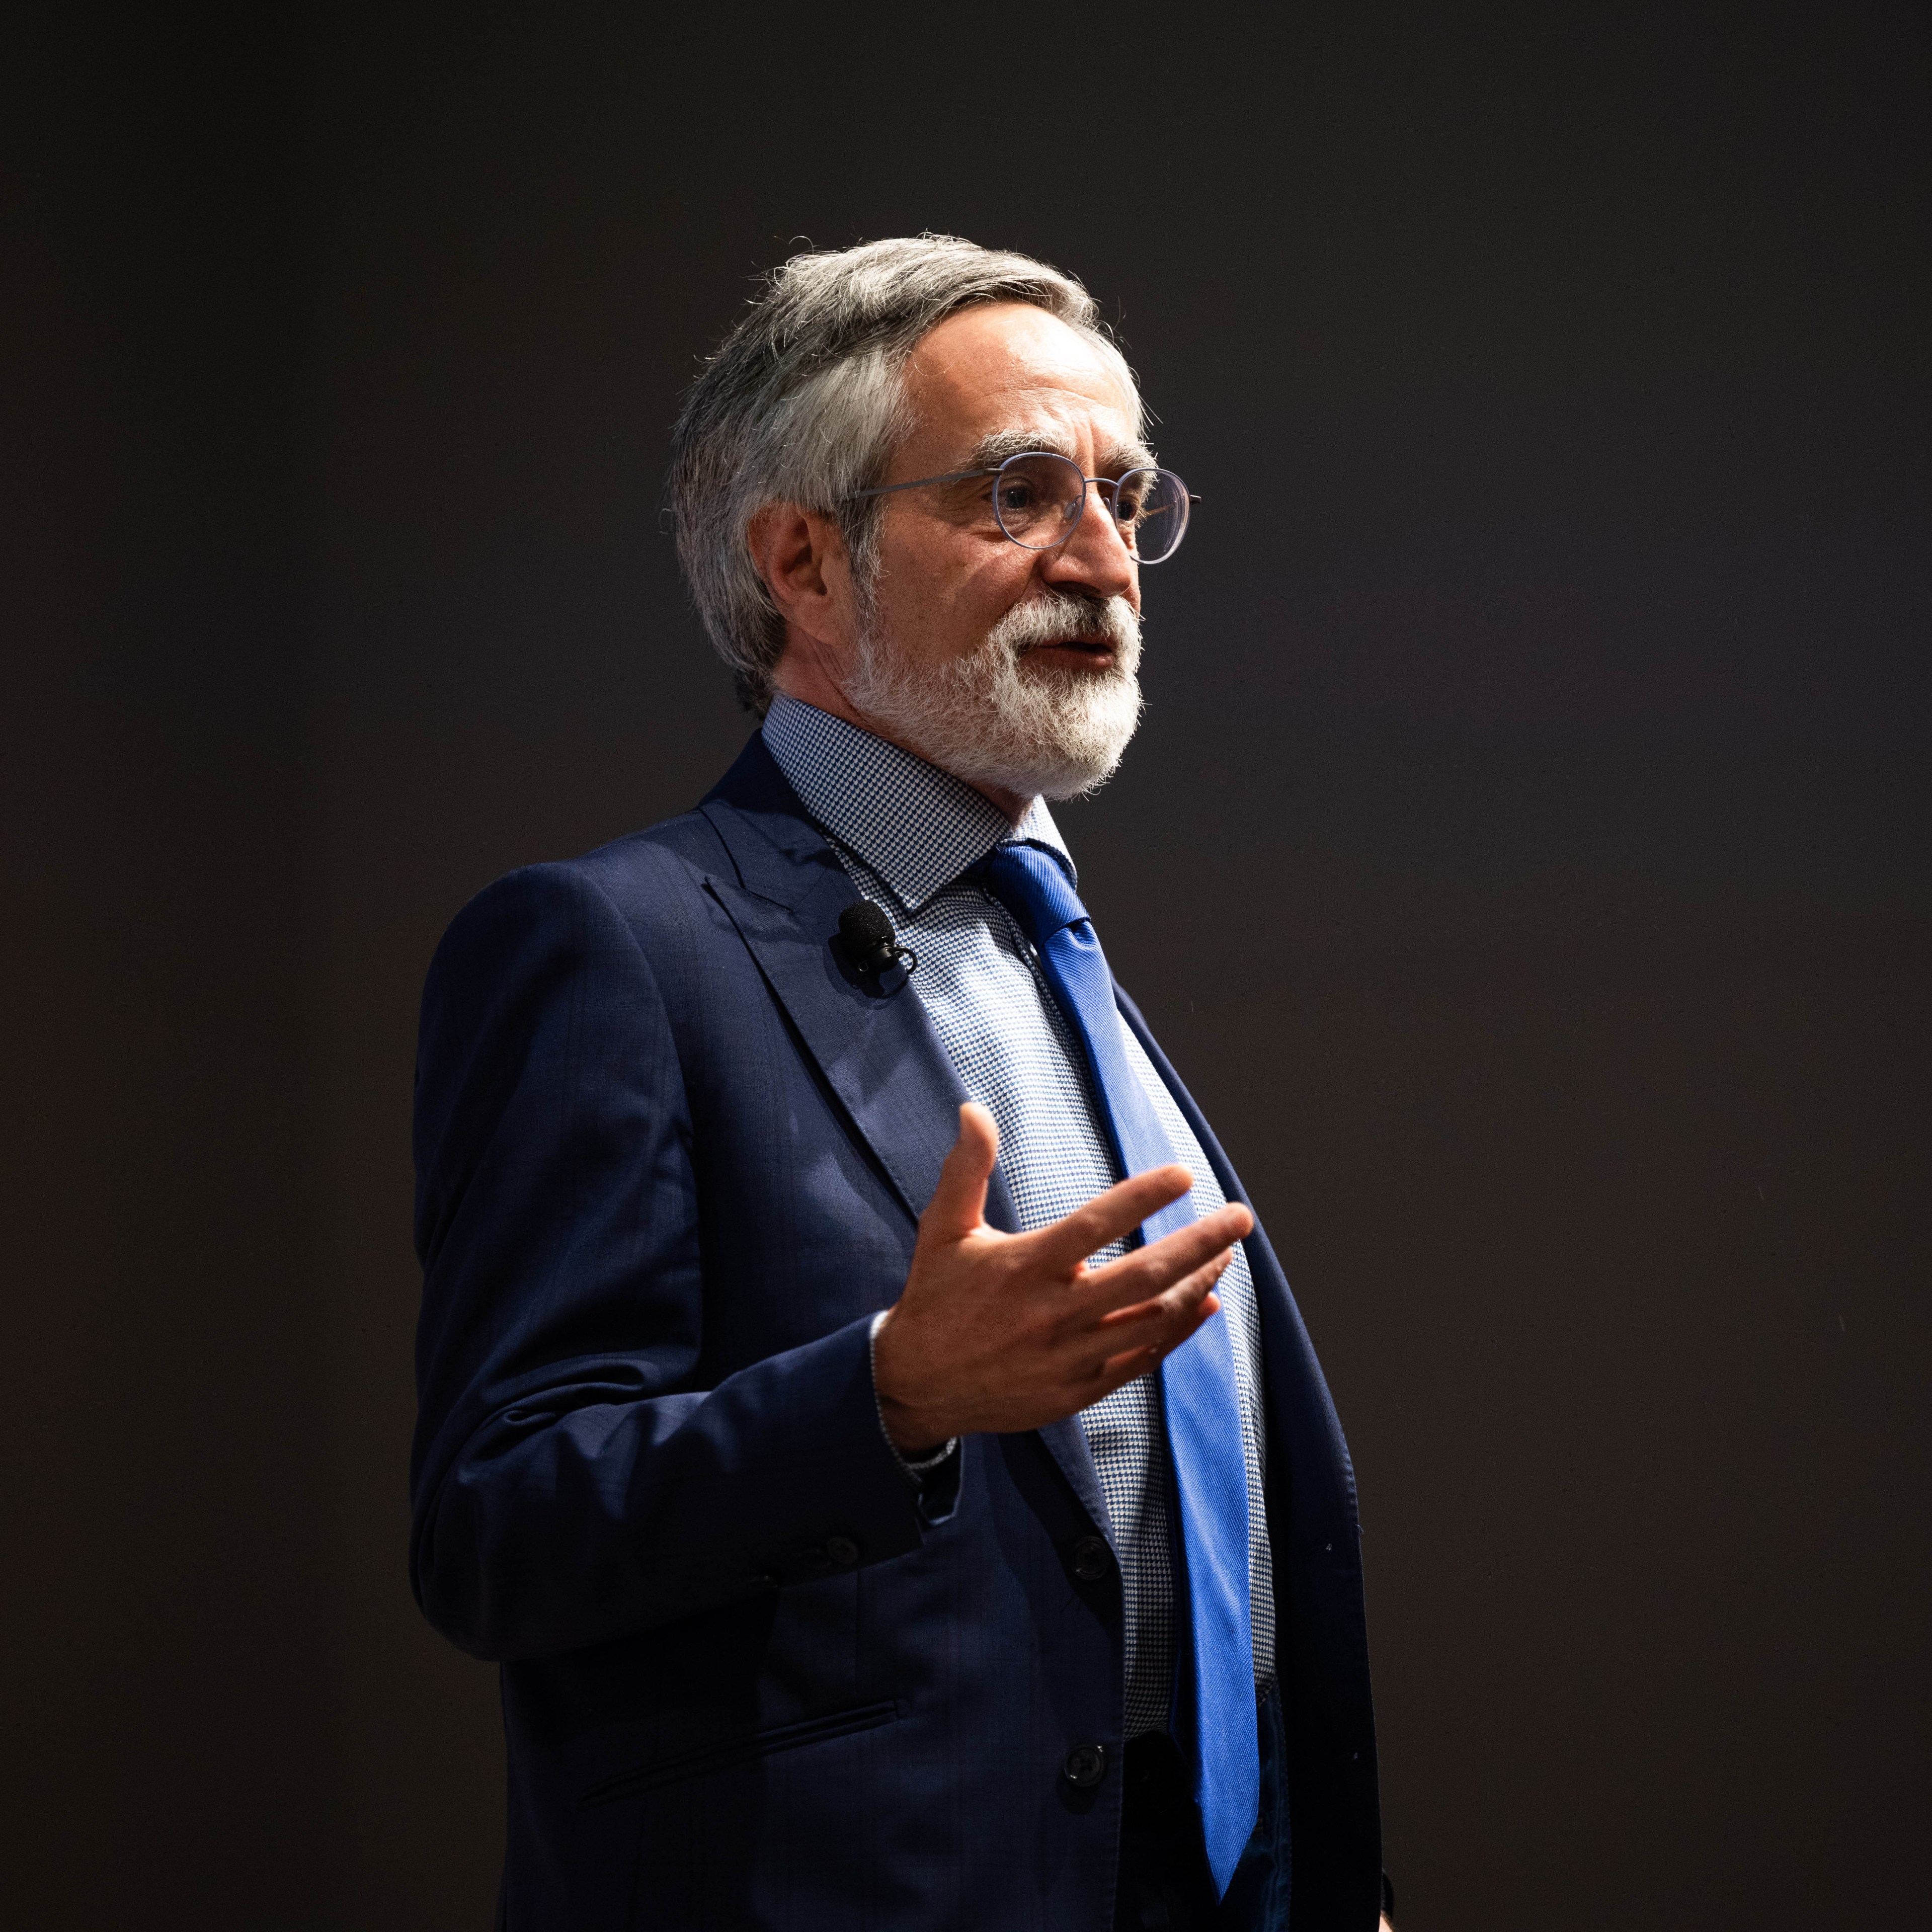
[761,693,1073,912]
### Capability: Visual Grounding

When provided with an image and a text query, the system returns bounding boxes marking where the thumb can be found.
[920,1102,999,1244]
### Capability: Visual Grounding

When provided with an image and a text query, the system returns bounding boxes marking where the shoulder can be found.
[414,808,754,1148]
[429,808,733,982]
[423,732,822,1021]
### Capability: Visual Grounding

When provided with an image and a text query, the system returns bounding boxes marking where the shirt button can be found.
[1062,1743,1108,1789]
[824,1535,859,1567]
[1068,1534,1112,1583]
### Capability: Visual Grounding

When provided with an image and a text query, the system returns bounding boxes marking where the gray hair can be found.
[668,234,1141,712]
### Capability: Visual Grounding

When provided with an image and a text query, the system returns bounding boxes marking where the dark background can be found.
[5,3,1926,1926]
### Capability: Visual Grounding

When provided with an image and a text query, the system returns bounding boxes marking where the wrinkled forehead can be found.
[899,302,1150,472]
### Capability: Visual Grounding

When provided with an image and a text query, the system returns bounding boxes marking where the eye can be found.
[988,453,1086,545]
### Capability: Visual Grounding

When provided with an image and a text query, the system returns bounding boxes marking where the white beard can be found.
[846,588,1144,801]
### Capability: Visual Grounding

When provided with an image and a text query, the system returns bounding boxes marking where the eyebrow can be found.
[963,427,1159,476]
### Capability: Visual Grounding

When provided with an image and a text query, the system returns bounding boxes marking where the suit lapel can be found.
[698,737,1019,1235]
[707,862,982,1228]
[699,736,1107,1536]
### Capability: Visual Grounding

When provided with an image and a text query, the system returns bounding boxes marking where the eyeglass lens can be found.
[1112,467,1189,565]
[990,453,1190,564]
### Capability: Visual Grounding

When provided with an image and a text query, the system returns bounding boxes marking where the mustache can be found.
[988,590,1140,657]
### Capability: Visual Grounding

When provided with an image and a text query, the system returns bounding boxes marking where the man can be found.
[412,235,1384,1930]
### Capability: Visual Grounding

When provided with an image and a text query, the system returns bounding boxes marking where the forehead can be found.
[898,302,1139,459]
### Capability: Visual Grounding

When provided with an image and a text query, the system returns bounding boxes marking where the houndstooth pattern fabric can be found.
[762,694,1275,1733]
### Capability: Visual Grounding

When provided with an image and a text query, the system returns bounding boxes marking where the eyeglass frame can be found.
[846,449,1201,564]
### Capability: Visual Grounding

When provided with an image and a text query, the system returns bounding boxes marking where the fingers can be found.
[1098,1229,1234,1338]
[1091,1260,1229,1392]
[1098,1274,1222,1355]
[1074,1201,1254,1316]
[1096,1295,1221,1389]
[919,1102,1000,1243]
[1030,1162,1198,1272]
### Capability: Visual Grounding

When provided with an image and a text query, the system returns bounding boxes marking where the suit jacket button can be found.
[1062,1743,1108,1789]
[824,1535,859,1567]
[1068,1534,1111,1583]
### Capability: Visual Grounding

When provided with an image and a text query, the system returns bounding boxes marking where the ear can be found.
[746,502,856,649]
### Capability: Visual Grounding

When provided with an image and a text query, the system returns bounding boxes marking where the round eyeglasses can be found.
[849,450,1197,565]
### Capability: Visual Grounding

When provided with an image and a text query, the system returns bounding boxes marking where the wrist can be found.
[870,1306,949,1458]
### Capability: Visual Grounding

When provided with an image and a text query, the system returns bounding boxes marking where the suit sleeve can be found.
[409,860,936,1662]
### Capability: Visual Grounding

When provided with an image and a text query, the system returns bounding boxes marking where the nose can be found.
[1038,481,1138,604]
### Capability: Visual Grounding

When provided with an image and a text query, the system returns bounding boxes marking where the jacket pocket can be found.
[580,1698,905,1806]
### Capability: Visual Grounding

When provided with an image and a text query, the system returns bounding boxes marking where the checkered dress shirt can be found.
[761,694,1276,1734]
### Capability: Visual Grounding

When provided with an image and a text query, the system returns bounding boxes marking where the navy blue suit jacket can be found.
[411,737,1381,1930]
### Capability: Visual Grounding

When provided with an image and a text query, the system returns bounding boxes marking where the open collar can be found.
[761,694,1073,912]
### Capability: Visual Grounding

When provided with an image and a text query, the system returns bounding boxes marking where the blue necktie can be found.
[975,841,1259,1896]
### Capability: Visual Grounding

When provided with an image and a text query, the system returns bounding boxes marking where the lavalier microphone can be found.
[838,900,918,978]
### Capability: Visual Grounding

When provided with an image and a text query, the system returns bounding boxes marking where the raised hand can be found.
[871,1102,1253,1453]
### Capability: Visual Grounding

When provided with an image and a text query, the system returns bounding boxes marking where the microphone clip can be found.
[838,899,918,981]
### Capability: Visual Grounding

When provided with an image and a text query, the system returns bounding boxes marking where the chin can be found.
[938,667,1145,801]
[849,596,1146,801]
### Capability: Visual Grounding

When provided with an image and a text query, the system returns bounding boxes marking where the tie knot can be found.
[975,842,1089,948]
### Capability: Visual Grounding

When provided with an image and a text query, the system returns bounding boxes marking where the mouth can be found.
[1017,637,1116,666]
